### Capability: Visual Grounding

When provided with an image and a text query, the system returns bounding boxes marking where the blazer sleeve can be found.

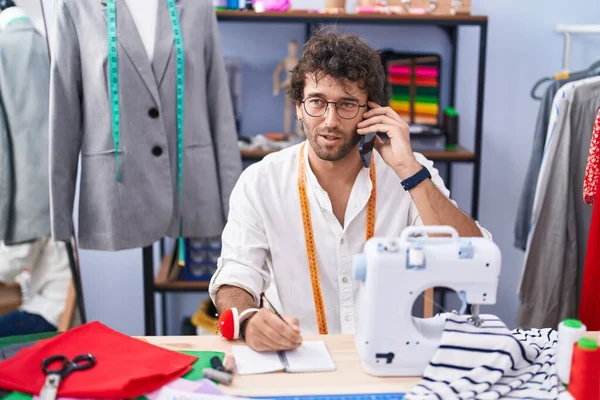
[203,4,242,220]
[0,93,11,240]
[48,0,83,242]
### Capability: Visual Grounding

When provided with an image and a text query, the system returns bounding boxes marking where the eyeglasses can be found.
[301,97,367,120]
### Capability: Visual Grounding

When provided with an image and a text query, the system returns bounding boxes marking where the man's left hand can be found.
[357,101,422,180]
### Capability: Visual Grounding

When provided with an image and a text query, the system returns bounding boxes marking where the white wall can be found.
[36,0,600,335]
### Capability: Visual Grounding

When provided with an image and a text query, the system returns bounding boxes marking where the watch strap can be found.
[401,165,431,191]
[239,314,253,340]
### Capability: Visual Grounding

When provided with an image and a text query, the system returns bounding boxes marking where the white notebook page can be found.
[231,345,284,375]
[283,340,336,373]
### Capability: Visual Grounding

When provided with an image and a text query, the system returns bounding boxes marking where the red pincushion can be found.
[218,308,237,340]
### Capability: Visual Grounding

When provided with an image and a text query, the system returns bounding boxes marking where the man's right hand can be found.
[243,308,303,352]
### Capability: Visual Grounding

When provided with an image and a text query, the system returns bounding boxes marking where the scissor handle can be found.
[42,354,96,378]
[67,354,96,373]
[42,355,69,376]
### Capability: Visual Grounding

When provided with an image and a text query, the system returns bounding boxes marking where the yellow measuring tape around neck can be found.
[297,142,377,334]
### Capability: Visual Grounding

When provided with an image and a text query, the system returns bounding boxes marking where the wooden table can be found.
[144,334,420,397]
[143,332,600,397]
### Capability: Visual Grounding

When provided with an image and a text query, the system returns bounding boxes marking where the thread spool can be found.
[203,368,233,385]
[568,337,600,400]
[557,319,587,385]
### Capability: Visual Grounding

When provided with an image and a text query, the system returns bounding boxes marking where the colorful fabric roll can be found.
[385,58,441,125]
[388,65,439,78]
[390,100,438,116]
[392,86,439,98]
[388,76,438,87]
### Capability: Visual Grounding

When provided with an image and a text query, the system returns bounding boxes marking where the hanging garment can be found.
[0,17,51,244]
[404,314,564,400]
[579,192,600,331]
[50,0,242,251]
[580,108,600,330]
[517,78,600,329]
[530,77,600,233]
[515,71,599,251]
[583,108,600,205]
[0,237,71,329]
[0,321,196,398]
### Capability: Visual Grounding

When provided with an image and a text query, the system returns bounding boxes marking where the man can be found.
[209,29,490,352]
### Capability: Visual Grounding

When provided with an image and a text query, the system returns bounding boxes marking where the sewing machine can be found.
[352,225,501,377]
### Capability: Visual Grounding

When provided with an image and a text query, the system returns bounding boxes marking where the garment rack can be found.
[556,24,600,72]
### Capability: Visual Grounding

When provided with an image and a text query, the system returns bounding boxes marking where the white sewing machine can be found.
[352,225,501,377]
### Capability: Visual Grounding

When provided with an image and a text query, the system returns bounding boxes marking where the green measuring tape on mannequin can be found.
[107,0,186,265]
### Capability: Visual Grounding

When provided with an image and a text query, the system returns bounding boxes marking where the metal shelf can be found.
[216,10,487,26]
[154,255,211,293]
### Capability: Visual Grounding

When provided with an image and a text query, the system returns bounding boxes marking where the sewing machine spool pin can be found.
[353,225,501,377]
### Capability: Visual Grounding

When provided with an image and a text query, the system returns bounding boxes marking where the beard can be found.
[303,123,360,162]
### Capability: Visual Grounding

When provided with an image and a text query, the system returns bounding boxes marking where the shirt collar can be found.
[301,140,374,214]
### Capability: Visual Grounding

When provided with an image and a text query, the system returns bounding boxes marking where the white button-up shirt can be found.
[209,142,490,335]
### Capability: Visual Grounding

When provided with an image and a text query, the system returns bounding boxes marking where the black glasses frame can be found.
[301,97,368,120]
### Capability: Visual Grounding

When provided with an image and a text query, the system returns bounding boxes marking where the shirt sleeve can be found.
[408,152,492,239]
[209,168,271,307]
[0,240,36,283]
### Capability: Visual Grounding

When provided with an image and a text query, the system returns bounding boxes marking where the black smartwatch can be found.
[401,165,431,191]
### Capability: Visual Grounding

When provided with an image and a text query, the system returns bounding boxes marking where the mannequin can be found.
[124,0,158,60]
[0,3,28,30]
[272,40,302,135]
[49,0,242,251]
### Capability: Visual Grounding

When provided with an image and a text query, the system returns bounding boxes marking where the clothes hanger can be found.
[530,59,600,100]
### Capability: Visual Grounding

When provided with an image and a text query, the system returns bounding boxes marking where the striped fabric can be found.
[405,314,565,400]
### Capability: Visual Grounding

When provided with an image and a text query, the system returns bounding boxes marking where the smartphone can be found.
[359,132,388,168]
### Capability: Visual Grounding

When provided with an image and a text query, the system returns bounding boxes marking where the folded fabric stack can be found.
[387,64,439,126]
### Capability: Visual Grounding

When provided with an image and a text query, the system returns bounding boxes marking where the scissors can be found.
[39,354,96,400]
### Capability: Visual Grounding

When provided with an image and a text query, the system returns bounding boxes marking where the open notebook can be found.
[232,340,336,375]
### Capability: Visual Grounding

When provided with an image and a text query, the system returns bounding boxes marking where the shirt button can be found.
[345,315,351,322]
[342,276,348,283]
[152,145,163,157]
[148,107,160,118]
[340,238,345,244]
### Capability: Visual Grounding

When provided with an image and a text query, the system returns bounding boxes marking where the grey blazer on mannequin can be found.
[0,19,51,244]
[50,0,242,250]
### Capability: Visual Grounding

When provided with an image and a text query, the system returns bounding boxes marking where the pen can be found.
[260,293,296,371]
[260,293,290,327]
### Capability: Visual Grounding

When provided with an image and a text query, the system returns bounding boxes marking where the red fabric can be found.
[583,108,600,205]
[580,184,600,331]
[0,321,196,398]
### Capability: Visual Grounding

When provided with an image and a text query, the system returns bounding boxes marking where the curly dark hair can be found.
[288,27,387,106]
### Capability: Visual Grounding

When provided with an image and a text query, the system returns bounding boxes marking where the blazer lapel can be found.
[100,0,160,104]
[152,0,182,87]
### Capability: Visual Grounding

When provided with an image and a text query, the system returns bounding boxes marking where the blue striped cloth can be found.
[404,314,566,400]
